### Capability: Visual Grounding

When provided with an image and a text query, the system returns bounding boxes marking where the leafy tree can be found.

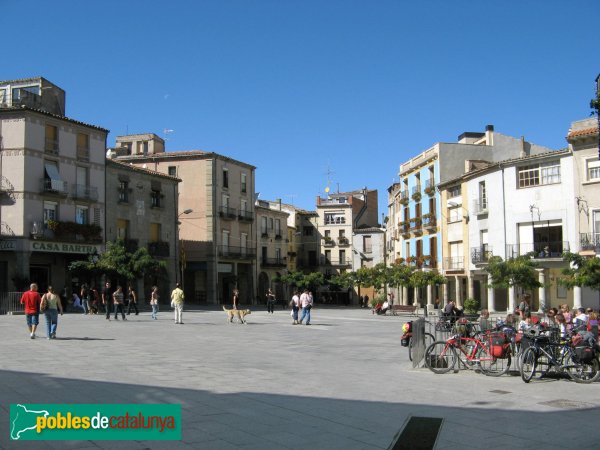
[277,270,325,292]
[485,255,542,292]
[388,263,414,291]
[409,270,446,304]
[558,252,600,291]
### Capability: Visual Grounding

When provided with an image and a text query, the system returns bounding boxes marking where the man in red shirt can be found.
[20,283,42,339]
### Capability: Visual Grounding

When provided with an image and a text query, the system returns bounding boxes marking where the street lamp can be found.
[177,209,193,285]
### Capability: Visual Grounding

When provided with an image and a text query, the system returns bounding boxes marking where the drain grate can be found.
[489,390,511,395]
[389,416,443,450]
[539,399,593,409]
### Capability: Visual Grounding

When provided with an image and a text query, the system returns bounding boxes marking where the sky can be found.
[3,0,599,216]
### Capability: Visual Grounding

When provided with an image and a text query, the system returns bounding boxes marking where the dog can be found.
[222,306,251,324]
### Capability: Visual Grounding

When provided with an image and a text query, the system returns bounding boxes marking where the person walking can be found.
[171,283,185,324]
[41,286,63,339]
[80,283,90,315]
[290,290,300,324]
[112,286,127,321]
[126,284,139,315]
[150,285,159,320]
[266,288,276,314]
[232,288,239,310]
[102,281,114,320]
[20,283,42,339]
[298,289,313,325]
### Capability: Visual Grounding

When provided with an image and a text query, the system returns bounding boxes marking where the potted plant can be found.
[463,297,480,319]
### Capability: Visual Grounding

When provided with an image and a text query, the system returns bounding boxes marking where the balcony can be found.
[35,220,102,243]
[472,199,488,215]
[471,246,493,264]
[505,241,569,259]
[71,184,98,202]
[238,210,254,222]
[424,179,436,196]
[422,214,437,229]
[45,138,59,155]
[444,257,464,272]
[218,245,256,260]
[76,145,90,162]
[148,241,170,257]
[40,178,68,196]
[219,206,237,220]
[580,233,600,253]
[261,257,287,267]
[411,185,422,201]
[399,190,409,205]
[319,256,351,267]
[410,217,422,231]
[323,238,335,247]
[338,237,350,246]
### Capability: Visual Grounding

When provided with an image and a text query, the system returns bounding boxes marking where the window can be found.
[240,199,247,214]
[241,233,248,255]
[143,141,148,154]
[116,219,129,240]
[168,166,177,177]
[45,124,58,153]
[222,230,229,247]
[149,223,161,243]
[448,206,461,223]
[0,88,6,104]
[76,133,89,160]
[118,181,129,203]
[223,168,229,188]
[324,212,346,225]
[268,218,273,230]
[222,194,229,209]
[150,189,161,208]
[586,158,600,181]
[13,85,39,99]
[447,185,461,198]
[325,250,331,263]
[261,217,268,235]
[324,230,331,239]
[339,250,346,264]
[44,162,64,192]
[275,248,281,261]
[363,235,372,253]
[275,219,281,236]
[303,226,313,236]
[518,160,561,188]
[75,206,88,225]
[43,202,57,226]
[478,181,487,210]
[241,173,247,193]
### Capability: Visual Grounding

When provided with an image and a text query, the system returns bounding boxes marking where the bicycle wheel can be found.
[564,351,600,384]
[408,333,435,362]
[424,341,456,374]
[520,347,537,383]
[478,346,511,377]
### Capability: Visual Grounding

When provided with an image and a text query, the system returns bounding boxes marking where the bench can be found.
[391,304,419,316]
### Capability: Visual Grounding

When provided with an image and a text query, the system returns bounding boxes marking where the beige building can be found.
[114,134,256,305]
[568,118,600,257]
[105,158,180,302]
[255,199,289,302]
[0,77,107,293]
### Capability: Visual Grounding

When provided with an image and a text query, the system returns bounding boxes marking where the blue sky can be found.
[4,0,599,215]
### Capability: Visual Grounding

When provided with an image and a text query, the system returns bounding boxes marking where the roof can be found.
[353,227,384,233]
[106,159,181,182]
[117,150,255,170]
[567,126,599,140]
[0,105,109,133]
[438,149,571,188]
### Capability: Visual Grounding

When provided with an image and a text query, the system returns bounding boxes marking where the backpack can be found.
[488,332,511,358]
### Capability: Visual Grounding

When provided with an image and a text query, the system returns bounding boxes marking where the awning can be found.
[44,164,64,191]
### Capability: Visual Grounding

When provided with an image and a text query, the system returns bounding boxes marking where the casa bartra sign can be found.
[30,241,102,254]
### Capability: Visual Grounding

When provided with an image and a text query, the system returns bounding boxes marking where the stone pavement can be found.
[1,307,599,449]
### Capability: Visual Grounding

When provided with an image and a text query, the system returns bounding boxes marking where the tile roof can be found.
[117,150,256,169]
[0,105,109,132]
[567,126,599,140]
[107,159,181,182]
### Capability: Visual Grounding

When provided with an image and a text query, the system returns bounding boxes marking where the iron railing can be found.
[505,241,570,259]
[444,257,464,271]
[148,241,170,257]
[0,292,25,315]
[580,233,600,252]
[238,210,253,221]
[471,246,493,264]
[219,206,237,219]
[71,184,98,201]
[40,178,68,195]
[218,245,256,259]
[261,257,287,267]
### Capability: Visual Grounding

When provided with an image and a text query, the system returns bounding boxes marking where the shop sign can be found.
[31,241,101,254]
[0,240,17,251]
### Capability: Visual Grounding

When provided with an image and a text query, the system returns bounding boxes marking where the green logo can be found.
[10,404,181,440]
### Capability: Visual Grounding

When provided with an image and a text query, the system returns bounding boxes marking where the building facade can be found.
[0,77,107,295]
[114,135,256,305]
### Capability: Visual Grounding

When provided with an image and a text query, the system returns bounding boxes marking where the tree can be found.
[485,254,542,292]
[276,270,325,292]
[558,252,600,291]
[388,262,414,292]
[409,270,446,305]
[69,240,168,285]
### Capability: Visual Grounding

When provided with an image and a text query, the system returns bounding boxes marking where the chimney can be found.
[276,198,282,210]
[520,136,526,158]
[485,124,494,146]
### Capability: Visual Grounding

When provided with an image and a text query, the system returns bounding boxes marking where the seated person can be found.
[479,309,494,332]
[518,312,532,333]
[573,307,589,331]
[377,299,390,315]
[442,300,461,323]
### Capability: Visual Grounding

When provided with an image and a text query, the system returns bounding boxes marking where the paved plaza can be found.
[1,307,599,449]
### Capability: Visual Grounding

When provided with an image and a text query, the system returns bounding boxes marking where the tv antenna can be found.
[164,129,174,140]
[324,164,335,194]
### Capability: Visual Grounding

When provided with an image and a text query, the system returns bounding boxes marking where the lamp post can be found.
[382,213,388,301]
[177,209,193,286]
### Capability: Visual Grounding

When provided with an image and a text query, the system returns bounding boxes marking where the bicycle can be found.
[519,334,600,384]
[424,332,511,376]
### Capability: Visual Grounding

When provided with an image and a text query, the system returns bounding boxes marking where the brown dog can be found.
[222,306,251,324]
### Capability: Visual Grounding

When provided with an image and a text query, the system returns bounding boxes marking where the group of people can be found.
[289,289,314,325]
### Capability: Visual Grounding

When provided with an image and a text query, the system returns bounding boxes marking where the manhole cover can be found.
[539,399,593,409]
[489,390,511,395]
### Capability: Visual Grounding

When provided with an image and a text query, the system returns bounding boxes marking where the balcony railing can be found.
[323,238,335,247]
[409,217,422,230]
[505,241,569,259]
[422,214,437,228]
[261,257,287,267]
[219,206,237,219]
[399,190,409,204]
[338,237,350,246]
[424,179,436,196]
[580,233,600,252]
[319,256,351,267]
[45,138,59,155]
[471,246,493,264]
[148,241,170,257]
[76,145,90,162]
[218,245,256,259]
[444,257,464,271]
[238,210,254,222]
[71,184,98,201]
[40,178,68,196]
[472,199,488,215]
